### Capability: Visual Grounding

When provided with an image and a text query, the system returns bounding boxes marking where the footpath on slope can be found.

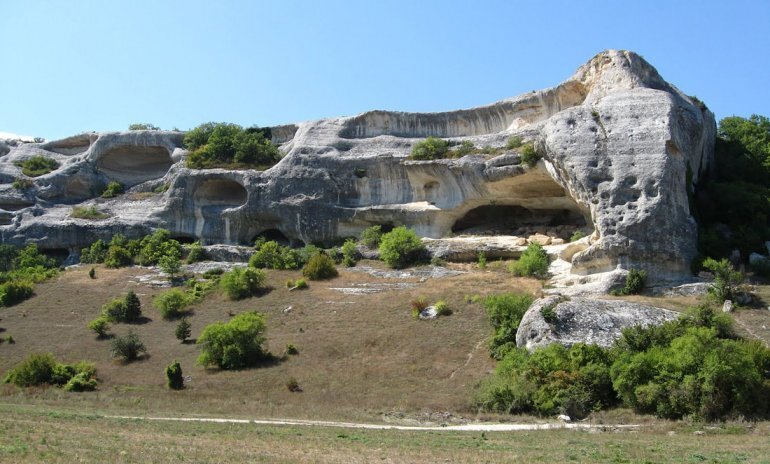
[106,413,640,432]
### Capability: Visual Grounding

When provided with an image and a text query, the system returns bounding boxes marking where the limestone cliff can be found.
[0,50,714,284]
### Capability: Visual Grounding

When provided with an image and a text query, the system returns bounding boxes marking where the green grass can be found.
[14,156,59,177]
[70,206,110,220]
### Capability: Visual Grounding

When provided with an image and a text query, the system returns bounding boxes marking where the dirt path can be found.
[107,414,639,432]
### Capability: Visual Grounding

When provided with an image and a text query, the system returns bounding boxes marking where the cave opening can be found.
[96,145,173,185]
[171,235,197,245]
[193,178,248,208]
[451,204,587,239]
[41,248,70,265]
[252,229,290,246]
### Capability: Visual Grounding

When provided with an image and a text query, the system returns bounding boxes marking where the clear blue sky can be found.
[1,0,768,140]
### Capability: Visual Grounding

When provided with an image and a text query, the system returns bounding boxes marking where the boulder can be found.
[516,296,680,351]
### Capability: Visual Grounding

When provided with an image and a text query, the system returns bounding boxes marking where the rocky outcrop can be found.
[0,50,714,286]
[516,296,680,351]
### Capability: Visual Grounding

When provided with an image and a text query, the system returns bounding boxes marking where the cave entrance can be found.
[252,229,290,246]
[41,248,70,265]
[170,235,197,245]
[451,204,587,238]
[193,179,248,208]
[96,145,173,186]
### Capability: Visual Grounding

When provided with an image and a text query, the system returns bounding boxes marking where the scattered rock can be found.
[722,299,733,313]
[528,234,552,246]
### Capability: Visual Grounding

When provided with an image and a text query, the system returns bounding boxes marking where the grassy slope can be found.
[1,404,769,463]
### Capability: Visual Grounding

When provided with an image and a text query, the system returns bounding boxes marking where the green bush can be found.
[101,291,142,323]
[104,245,132,268]
[520,143,541,167]
[71,206,110,220]
[165,360,184,390]
[87,317,111,338]
[434,300,452,316]
[378,226,425,269]
[184,122,280,169]
[341,239,358,267]
[81,240,108,264]
[64,372,97,392]
[702,257,744,302]
[509,243,549,278]
[286,343,299,355]
[101,181,124,198]
[452,140,476,157]
[484,293,535,359]
[158,250,182,280]
[3,352,56,387]
[175,318,192,343]
[569,231,586,242]
[12,177,33,190]
[302,253,338,280]
[14,155,59,177]
[220,267,266,300]
[249,240,301,270]
[613,269,647,296]
[506,136,524,149]
[88,267,96,279]
[540,303,557,324]
[0,280,34,307]
[111,330,147,362]
[410,137,450,160]
[196,311,269,369]
[137,229,182,266]
[477,251,487,269]
[186,241,207,263]
[128,123,160,130]
[154,289,191,320]
[360,225,383,248]
[14,243,57,269]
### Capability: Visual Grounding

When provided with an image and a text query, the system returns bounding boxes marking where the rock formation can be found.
[516,296,680,351]
[0,50,714,285]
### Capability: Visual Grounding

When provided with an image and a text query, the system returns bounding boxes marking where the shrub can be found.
[614,269,647,295]
[410,136,450,160]
[165,360,184,390]
[104,245,132,268]
[509,243,549,278]
[540,303,557,324]
[137,230,182,266]
[702,257,744,302]
[360,225,383,248]
[0,280,34,307]
[220,267,266,300]
[520,143,541,167]
[249,240,299,269]
[14,155,59,177]
[202,268,224,278]
[64,372,97,392]
[12,177,33,190]
[128,123,160,130]
[484,293,535,359]
[410,296,429,319]
[477,251,487,269]
[184,122,280,169]
[287,278,308,290]
[286,343,299,355]
[154,289,190,320]
[71,206,110,220]
[88,267,96,279]
[569,230,586,242]
[111,330,147,362]
[175,318,192,343]
[434,300,452,316]
[186,241,207,263]
[196,311,269,370]
[341,239,358,267]
[286,377,301,392]
[3,352,56,387]
[158,250,182,280]
[14,243,57,269]
[87,317,111,338]
[506,136,524,149]
[101,181,124,198]
[302,253,338,280]
[0,244,19,272]
[101,291,142,323]
[452,140,476,157]
[378,226,425,269]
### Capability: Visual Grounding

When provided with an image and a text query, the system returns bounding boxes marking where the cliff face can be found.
[0,50,714,283]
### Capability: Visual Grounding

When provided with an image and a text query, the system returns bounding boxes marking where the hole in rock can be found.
[96,145,173,185]
[193,179,248,207]
[41,248,70,265]
[0,199,34,211]
[452,205,587,238]
[171,235,197,245]
[252,229,290,246]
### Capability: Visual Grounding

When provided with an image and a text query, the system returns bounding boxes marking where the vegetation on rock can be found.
[14,155,59,177]
[184,122,281,169]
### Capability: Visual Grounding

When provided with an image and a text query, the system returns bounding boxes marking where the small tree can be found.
[87,317,111,338]
[378,226,425,269]
[341,239,358,267]
[220,267,266,300]
[175,318,192,343]
[186,241,207,263]
[124,290,142,321]
[302,253,338,280]
[360,225,383,248]
[703,257,744,302]
[410,137,450,160]
[509,243,549,278]
[88,267,96,279]
[165,360,184,390]
[158,252,182,281]
[154,289,190,320]
[101,181,124,198]
[196,311,268,369]
[111,330,146,362]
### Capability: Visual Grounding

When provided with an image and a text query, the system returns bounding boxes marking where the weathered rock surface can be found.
[0,50,714,286]
[516,296,680,351]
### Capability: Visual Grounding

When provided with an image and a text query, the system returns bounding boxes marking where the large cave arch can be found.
[193,178,248,208]
[452,204,587,238]
[96,145,173,185]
